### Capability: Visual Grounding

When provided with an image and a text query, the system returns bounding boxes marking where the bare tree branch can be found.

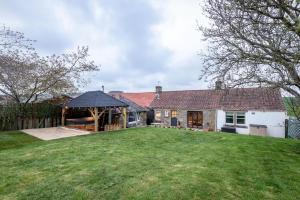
[0,26,99,104]
[200,0,300,116]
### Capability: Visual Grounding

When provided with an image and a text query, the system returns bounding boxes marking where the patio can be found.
[22,127,91,140]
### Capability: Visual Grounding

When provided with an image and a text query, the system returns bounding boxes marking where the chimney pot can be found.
[215,80,222,90]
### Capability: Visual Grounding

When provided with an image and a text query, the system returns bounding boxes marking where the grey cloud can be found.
[0,0,205,92]
[98,0,171,73]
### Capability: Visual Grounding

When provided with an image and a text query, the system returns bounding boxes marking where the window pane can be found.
[236,118,245,124]
[129,113,136,122]
[225,112,234,124]
[237,113,245,124]
[164,110,169,117]
[155,111,161,121]
[237,112,245,117]
[197,112,202,127]
[226,112,234,116]
[237,113,245,117]
[188,112,192,127]
[171,111,177,118]
[192,112,198,127]
[226,117,233,123]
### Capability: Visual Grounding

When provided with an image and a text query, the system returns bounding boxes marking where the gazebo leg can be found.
[61,108,66,126]
[94,107,99,132]
[108,109,112,125]
[89,108,106,132]
[122,107,127,129]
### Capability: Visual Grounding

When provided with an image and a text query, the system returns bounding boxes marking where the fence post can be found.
[285,119,288,138]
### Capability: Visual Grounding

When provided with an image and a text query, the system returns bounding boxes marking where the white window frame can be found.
[225,112,234,125]
[164,110,169,118]
[225,111,246,126]
[236,112,246,125]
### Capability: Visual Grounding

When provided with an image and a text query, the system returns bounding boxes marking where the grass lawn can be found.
[0,128,300,200]
[0,131,40,151]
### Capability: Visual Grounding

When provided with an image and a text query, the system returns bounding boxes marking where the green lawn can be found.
[0,131,40,151]
[0,128,300,200]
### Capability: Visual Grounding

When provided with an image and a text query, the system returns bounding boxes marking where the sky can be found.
[0,0,209,92]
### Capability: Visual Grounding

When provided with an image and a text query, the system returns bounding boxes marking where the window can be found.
[155,111,161,121]
[171,110,177,118]
[236,112,245,124]
[225,112,246,125]
[225,112,234,124]
[164,110,169,117]
[128,112,136,122]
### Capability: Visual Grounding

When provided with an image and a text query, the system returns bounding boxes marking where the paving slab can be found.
[22,127,91,140]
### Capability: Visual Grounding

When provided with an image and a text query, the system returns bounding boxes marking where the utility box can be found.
[250,124,267,136]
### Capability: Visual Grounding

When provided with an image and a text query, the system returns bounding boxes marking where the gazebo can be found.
[62,91,128,132]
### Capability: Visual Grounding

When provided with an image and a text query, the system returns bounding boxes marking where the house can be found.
[150,84,286,138]
[109,91,156,126]
[64,85,286,138]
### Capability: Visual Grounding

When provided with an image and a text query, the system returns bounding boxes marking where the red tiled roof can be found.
[218,88,285,111]
[150,87,285,111]
[116,92,155,108]
[150,90,221,110]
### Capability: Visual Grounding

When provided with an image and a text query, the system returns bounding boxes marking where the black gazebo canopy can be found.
[62,91,128,132]
[67,91,128,108]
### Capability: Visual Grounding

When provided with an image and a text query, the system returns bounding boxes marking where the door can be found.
[171,110,177,126]
[187,111,203,128]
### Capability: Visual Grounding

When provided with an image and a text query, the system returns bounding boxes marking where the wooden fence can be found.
[0,103,61,131]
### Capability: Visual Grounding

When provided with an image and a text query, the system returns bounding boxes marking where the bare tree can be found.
[0,25,34,49]
[285,97,300,118]
[200,0,300,97]
[0,26,99,104]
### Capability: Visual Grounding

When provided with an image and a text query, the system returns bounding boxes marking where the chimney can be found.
[215,80,222,90]
[155,84,162,99]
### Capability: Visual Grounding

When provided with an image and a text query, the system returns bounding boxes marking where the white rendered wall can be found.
[216,110,287,138]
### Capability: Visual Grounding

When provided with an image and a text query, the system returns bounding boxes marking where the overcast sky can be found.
[0,0,209,92]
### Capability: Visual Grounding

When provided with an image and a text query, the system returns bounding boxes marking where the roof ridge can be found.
[116,87,278,94]
[121,92,155,94]
[83,87,278,94]
[160,87,277,93]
